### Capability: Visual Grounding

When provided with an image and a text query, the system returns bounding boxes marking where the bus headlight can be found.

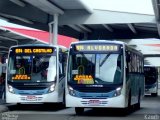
[114,87,122,97]
[8,85,14,93]
[68,86,76,96]
[152,83,157,88]
[151,83,157,91]
[48,84,55,93]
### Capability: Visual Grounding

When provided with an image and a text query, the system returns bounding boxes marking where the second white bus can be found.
[144,65,158,96]
[66,40,144,114]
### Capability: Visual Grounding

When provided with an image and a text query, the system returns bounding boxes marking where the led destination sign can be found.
[75,44,119,52]
[12,74,31,80]
[15,48,53,54]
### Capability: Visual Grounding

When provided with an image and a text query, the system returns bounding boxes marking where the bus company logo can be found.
[24,83,39,86]
[1,113,18,120]
[144,114,160,120]
[86,85,103,87]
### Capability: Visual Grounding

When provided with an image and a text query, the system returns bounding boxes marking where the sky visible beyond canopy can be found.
[82,0,154,15]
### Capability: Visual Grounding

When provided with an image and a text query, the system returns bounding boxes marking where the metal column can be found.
[49,14,58,45]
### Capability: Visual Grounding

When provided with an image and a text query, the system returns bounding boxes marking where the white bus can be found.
[66,40,144,114]
[6,44,67,104]
[144,65,158,96]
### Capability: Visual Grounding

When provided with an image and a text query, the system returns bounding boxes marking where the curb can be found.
[0,105,9,113]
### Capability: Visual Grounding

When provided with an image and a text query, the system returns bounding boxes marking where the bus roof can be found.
[69,40,143,56]
[10,44,67,49]
[144,65,157,67]
[70,40,126,45]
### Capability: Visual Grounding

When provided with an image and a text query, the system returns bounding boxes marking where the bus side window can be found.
[126,51,130,74]
[63,54,67,75]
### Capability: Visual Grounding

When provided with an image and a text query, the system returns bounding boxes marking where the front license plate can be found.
[89,100,100,106]
[26,96,37,101]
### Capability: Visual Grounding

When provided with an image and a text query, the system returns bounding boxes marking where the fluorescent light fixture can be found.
[77,25,92,32]
[102,24,114,32]
[68,25,84,33]
[128,23,137,34]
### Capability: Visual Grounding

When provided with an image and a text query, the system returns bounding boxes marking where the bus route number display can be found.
[12,74,31,80]
[74,75,94,84]
[75,44,119,52]
[15,48,53,54]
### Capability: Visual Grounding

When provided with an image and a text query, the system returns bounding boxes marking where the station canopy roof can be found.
[0,0,159,40]
[0,26,78,55]
[0,0,160,62]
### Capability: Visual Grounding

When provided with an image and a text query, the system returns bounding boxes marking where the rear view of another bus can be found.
[6,44,67,104]
[144,65,158,97]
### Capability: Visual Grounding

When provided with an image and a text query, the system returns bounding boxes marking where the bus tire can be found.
[151,93,157,97]
[16,103,21,109]
[75,107,84,115]
[127,91,132,112]
[62,91,66,107]
[135,90,141,110]
[124,92,132,115]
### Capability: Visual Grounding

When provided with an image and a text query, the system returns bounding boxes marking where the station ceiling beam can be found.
[77,25,92,33]
[127,23,137,34]
[102,24,114,32]
[0,35,18,45]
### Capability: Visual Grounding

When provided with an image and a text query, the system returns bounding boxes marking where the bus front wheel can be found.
[75,107,84,115]
[126,91,132,114]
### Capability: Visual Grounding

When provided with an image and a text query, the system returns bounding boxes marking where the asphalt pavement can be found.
[0,99,8,113]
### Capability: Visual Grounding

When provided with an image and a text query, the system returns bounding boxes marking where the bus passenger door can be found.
[58,50,66,101]
[125,50,131,104]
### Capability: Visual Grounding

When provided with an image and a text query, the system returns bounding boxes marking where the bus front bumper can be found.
[66,94,125,108]
[145,87,157,95]
[6,91,59,104]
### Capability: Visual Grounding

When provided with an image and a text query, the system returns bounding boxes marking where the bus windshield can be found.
[68,53,123,85]
[8,54,57,83]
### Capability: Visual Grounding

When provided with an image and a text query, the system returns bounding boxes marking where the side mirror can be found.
[126,54,131,62]
[126,67,129,74]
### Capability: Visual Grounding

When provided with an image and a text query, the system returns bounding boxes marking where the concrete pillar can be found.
[53,14,58,45]
[49,14,59,45]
